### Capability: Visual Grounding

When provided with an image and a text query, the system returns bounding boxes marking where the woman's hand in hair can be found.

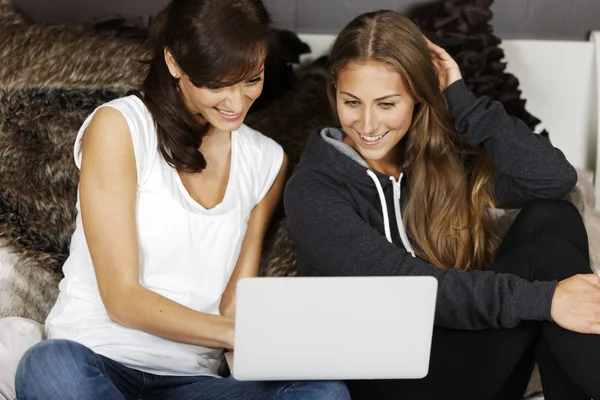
[551,274,600,334]
[424,37,462,91]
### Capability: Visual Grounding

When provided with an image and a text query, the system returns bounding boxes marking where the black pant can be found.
[348,200,599,400]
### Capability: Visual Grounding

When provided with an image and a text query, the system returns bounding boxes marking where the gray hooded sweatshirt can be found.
[284,79,578,330]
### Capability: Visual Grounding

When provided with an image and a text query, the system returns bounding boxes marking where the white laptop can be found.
[228,276,437,381]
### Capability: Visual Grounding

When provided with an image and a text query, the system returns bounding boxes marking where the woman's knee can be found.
[15,339,97,397]
[531,235,590,280]
[517,199,584,234]
[510,199,589,259]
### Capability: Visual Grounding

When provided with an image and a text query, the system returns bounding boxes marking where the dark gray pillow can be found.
[410,0,548,137]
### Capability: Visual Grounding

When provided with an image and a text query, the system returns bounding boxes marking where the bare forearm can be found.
[218,241,261,318]
[105,285,234,349]
[220,294,236,318]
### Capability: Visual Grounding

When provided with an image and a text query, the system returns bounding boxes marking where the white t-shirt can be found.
[45,95,284,376]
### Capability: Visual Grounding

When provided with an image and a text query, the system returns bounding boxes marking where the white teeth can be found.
[218,109,238,115]
[361,133,385,142]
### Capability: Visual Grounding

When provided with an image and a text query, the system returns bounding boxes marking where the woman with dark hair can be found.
[285,10,600,399]
[14,1,349,399]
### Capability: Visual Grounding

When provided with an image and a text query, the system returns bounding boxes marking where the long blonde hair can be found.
[328,10,499,270]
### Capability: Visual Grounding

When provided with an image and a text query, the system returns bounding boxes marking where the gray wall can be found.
[12,0,600,41]
[492,0,600,40]
[266,0,600,40]
[263,0,433,35]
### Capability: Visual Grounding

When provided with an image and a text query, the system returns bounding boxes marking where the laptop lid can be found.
[231,276,437,381]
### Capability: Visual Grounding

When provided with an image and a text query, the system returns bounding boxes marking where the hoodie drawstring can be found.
[390,174,416,257]
[366,169,393,243]
[366,169,416,257]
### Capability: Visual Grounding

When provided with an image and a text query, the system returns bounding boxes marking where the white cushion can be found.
[0,317,44,400]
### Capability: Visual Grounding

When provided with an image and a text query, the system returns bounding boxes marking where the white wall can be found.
[297,34,336,61]
[499,40,597,172]
[500,38,599,210]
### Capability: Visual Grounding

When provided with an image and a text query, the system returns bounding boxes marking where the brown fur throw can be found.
[0,18,148,87]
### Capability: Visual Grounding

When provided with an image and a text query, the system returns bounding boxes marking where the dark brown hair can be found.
[141,0,272,173]
[328,11,499,270]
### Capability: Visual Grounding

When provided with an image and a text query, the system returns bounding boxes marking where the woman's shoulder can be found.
[80,95,154,139]
[99,94,153,123]
[78,94,155,146]
[74,94,157,180]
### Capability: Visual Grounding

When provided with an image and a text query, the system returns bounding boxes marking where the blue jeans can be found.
[16,339,350,400]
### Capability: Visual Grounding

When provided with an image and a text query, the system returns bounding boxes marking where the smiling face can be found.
[336,60,417,174]
[165,49,265,136]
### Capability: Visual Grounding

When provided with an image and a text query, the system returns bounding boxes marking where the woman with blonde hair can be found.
[285,10,600,399]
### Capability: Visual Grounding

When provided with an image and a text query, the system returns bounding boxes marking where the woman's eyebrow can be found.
[374,94,402,101]
[340,91,402,101]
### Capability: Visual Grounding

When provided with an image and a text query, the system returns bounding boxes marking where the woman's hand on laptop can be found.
[551,274,600,334]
